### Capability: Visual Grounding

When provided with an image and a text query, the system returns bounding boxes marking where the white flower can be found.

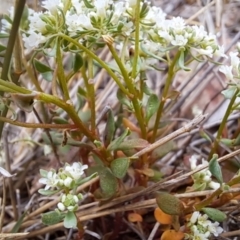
[219,65,234,81]
[208,221,223,236]
[95,0,110,18]
[190,211,200,224]
[42,0,63,14]
[66,12,94,35]
[73,195,79,203]
[64,162,88,180]
[111,2,126,24]
[39,170,59,190]
[193,46,214,57]
[0,7,14,32]
[214,45,227,58]
[208,181,220,190]
[189,155,198,170]
[57,202,66,211]
[144,6,166,25]
[22,31,47,51]
[64,176,73,188]
[28,11,46,33]
[189,211,223,239]
[230,51,240,70]
[171,34,188,46]
[127,0,137,8]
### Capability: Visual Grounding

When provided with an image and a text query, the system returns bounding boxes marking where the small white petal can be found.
[57,202,66,211]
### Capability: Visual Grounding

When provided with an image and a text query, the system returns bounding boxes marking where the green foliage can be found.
[110,157,129,179]
[104,109,115,147]
[145,94,159,123]
[63,211,77,228]
[209,154,223,184]
[33,59,53,81]
[107,128,130,151]
[202,208,227,222]
[98,167,118,198]
[42,211,64,225]
[156,192,184,216]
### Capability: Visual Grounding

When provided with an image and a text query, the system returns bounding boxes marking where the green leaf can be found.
[220,138,234,147]
[140,2,149,19]
[202,207,227,222]
[11,211,27,233]
[117,138,149,150]
[199,130,212,143]
[145,94,159,123]
[156,192,184,215]
[77,87,87,98]
[117,89,132,109]
[209,154,223,184]
[0,33,9,38]
[52,116,69,124]
[33,59,52,73]
[42,72,53,82]
[99,167,118,198]
[38,188,60,196]
[39,169,48,178]
[33,59,53,81]
[42,211,64,225]
[107,128,130,151]
[64,211,77,228]
[110,158,129,179]
[104,109,115,147]
[83,0,94,8]
[73,53,83,72]
[76,172,98,185]
[0,44,6,53]
[222,86,237,99]
[234,133,240,146]
[178,50,191,71]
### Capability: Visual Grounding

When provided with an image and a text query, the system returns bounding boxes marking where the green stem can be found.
[0,79,31,94]
[208,89,238,160]
[81,58,96,133]
[107,43,147,138]
[0,80,95,141]
[56,37,70,101]
[131,0,141,79]
[59,33,130,97]
[195,175,240,210]
[36,92,96,141]
[151,50,181,142]
[0,0,26,139]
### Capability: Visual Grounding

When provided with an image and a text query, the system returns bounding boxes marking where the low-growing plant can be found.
[1,0,240,239]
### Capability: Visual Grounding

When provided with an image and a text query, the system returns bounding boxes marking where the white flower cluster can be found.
[189,155,220,191]
[186,211,223,240]
[1,0,225,65]
[39,162,88,212]
[57,193,82,212]
[39,162,88,190]
[219,51,240,82]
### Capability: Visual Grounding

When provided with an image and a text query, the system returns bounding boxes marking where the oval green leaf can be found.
[202,207,227,222]
[42,211,64,225]
[110,157,129,179]
[209,154,223,184]
[63,211,77,228]
[99,168,118,198]
[156,192,184,216]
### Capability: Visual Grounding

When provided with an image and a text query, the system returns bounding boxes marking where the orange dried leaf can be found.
[154,208,172,225]
[161,230,184,240]
[128,213,143,222]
